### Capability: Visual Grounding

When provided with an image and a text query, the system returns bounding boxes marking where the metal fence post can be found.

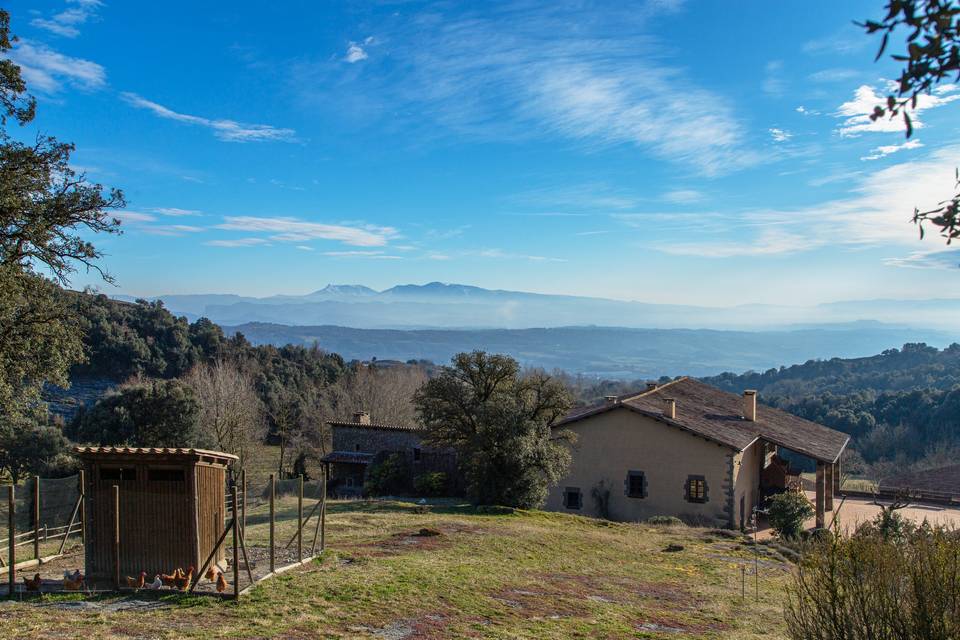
[33,476,40,561]
[269,473,275,574]
[7,485,15,596]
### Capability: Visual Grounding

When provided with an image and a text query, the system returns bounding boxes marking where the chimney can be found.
[604,395,618,404]
[646,382,658,391]
[664,397,676,419]
[743,390,757,422]
[353,411,371,425]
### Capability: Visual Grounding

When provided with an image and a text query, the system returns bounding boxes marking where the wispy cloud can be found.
[796,105,819,116]
[143,224,204,236]
[31,0,103,38]
[343,37,373,63]
[835,82,960,137]
[763,60,785,96]
[152,207,202,217]
[206,238,269,248]
[472,248,566,262]
[322,250,402,259]
[120,93,297,143]
[884,248,960,270]
[662,189,703,204]
[808,68,859,83]
[649,146,960,257]
[769,128,792,143]
[861,139,923,161]
[291,2,752,175]
[9,40,106,92]
[114,211,157,223]
[216,216,396,247]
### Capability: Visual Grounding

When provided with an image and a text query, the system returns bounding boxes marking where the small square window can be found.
[413,447,422,462]
[354,444,361,452]
[563,487,582,510]
[626,471,646,498]
[685,475,708,503]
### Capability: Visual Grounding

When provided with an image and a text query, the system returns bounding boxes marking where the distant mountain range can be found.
[115,282,960,331]
[222,322,958,379]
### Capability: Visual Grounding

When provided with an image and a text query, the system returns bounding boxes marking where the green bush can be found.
[647,515,685,526]
[413,471,447,496]
[766,491,814,539]
[365,453,410,496]
[786,525,960,639]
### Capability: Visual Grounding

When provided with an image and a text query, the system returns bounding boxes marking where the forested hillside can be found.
[702,344,960,472]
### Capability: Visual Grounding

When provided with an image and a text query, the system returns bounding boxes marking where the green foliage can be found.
[766,491,814,539]
[414,351,574,509]
[0,415,70,483]
[786,525,960,640]
[70,379,203,447]
[365,453,411,496]
[646,515,685,526]
[413,471,448,497]
[859,1,960,243]
[704,344,960,465]
[0,9,121,425]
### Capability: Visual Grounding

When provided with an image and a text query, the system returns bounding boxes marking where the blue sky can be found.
[9,0,960,306]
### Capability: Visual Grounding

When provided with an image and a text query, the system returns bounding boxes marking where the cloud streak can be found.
[216,216,396,247]
[121,93,297,143]
[835,83,960,137]
[31,0,103,38]
[9,40,105,92]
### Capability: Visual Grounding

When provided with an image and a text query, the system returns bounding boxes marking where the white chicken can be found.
[147,575,163,590]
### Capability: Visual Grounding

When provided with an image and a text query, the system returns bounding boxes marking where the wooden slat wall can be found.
[196,464,226,566]
[84,462,195,579]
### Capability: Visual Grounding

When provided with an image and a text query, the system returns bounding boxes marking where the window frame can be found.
[563,486,582,510]
[685,475,708,503]
[625,470,647,499]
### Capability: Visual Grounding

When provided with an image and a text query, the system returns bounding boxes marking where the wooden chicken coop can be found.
[75,447,238,581]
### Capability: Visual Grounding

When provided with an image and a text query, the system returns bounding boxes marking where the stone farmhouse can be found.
[320,412,456,495]
[545,378,849,529]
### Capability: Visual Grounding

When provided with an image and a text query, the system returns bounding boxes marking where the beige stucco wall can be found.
[545,407,740,527]
[732,440,764,530]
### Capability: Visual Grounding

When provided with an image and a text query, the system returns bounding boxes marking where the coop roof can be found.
[555,377,849,464]
[319,451,376,464]
[74,446,238,465]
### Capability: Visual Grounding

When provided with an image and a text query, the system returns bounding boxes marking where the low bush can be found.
[766,491,814,539]
[365,453,411,496]
[647,515,685,526]
[413,471,448,496]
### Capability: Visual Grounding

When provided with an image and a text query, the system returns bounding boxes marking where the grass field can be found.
[0,498,793,639]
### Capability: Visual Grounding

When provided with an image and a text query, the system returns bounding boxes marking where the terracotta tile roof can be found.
[73,446,239,463]
[555,377,849,463]
[319,451,376,464]
[325,420,423,433]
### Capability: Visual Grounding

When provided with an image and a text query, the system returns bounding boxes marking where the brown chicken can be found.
[63,573,84,591]
[159,570,180,588]
[175,565,194,591]
[23,573,42,592]
[205,566,216,582]
[215,571,228,593]
[125,571,147,590]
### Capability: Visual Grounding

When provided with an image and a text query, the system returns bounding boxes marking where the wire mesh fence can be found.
[1,474,84,574]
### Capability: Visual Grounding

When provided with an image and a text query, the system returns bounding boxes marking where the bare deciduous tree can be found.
[184,359,265,468]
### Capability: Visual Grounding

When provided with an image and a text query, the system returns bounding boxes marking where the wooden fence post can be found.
[113,484,120,589]
[7,485,15,596]
[240,469,247,540]
[78,470,85,545]
[231,489,239,599]
[321,464,327,551]
[33,476,40,561]
[297,474,303,563]
[269,473,275,574]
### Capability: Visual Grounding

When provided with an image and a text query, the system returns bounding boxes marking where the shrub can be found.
[786,525,960,639]
[647,515,685,526]
[766,491,814,539]
[413,471,448,496]
[365,453,410,496]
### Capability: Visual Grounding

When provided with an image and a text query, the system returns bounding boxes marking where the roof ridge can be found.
[620,376,688,403]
